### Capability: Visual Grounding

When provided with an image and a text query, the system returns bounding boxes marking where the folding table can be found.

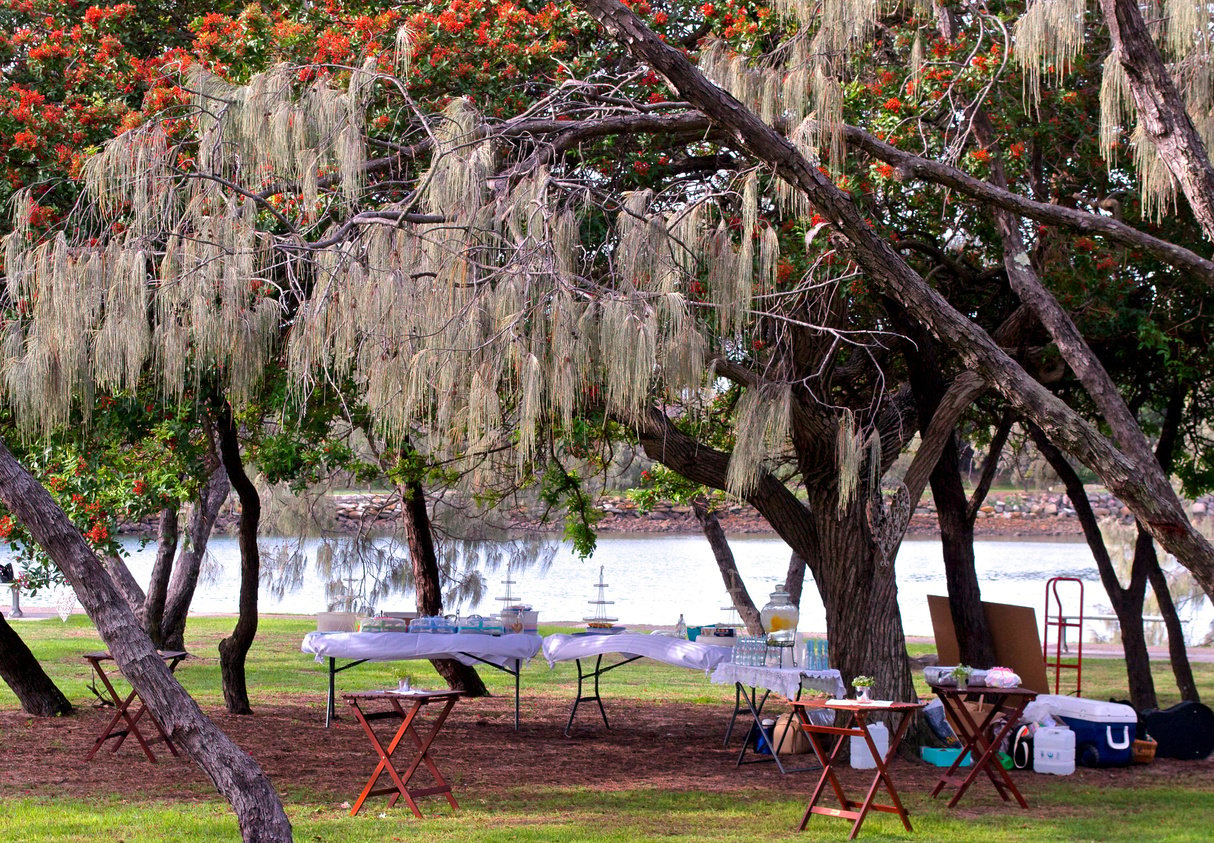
[83,650,188,763]
[789,698,923,840]
[927,683,1038,808]
[543,633,731,735]
[343,689,460,818]
[302,631,541,729]
[709,663,844,774]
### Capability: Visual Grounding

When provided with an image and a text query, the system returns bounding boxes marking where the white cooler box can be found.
[1026,695,1136,767]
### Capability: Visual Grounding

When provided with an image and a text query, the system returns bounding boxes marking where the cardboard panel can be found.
[927,595,1049,693]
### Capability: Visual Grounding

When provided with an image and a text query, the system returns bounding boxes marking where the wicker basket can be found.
[1131,737,1157,764]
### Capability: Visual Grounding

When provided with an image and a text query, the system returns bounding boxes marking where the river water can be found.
[94,532,1211,645]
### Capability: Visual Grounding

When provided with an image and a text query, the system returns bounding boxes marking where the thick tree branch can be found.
[571,0,1214,600]
[1100,0,1214,241]
[845,124,1214,283]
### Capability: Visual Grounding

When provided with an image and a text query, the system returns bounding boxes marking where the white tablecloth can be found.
[301,631,542,668]
[710,663,846,699]
[543,632,732,673]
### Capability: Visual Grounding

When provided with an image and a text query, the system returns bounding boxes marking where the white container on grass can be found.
[1034,727,1076,775]
[850,721,889,769]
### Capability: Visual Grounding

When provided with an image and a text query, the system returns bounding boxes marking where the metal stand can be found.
[728,682,817,774]
[8,583,22,618]
[564,654,642,736]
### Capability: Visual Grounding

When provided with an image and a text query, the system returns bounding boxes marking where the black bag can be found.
[1011,724,1034,770]
[1141,701,1214,760]
[0,563,12,583]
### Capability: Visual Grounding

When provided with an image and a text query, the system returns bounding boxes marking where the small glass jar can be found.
[760,589,799,646]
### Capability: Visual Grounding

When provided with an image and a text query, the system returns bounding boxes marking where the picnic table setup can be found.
[301,627,542,730]
[293,575,1080,836]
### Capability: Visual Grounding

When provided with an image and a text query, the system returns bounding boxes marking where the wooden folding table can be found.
[927,683,1037,808]
[789,698,923,840]
[343,689,460,818]
[83,650,188,763]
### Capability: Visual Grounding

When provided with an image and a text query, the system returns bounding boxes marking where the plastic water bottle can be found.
[675,613,687,639]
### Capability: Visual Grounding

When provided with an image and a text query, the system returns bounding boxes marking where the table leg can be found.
[566,656,609,735]
[327,657,336,728]
[798,721,851,830]
[724,683,743,747]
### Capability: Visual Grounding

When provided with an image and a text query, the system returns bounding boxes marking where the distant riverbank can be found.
[123,489,1214,541]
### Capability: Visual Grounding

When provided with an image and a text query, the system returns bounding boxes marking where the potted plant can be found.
[951,664,973,689]
[852,675,875,702]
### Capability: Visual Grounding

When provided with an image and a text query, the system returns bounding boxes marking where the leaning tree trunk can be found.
[161,463,230,651]
[103,553,146,616]
[0,612,73,716]
[691,496,761,634]
[399,477,487,696]
[783,552,807,610]
[143,504,179,647]
[0,440,291,841]
[1100,0,1214,241]
[214,400,260,715]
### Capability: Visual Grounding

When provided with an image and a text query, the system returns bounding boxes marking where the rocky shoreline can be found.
[325,489,1187,539]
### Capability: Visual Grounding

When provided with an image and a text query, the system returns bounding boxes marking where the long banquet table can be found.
[301,631,543,729]
[543,632,733,734]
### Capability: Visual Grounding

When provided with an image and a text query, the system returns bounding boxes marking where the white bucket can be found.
[850,721,889,769]
[1034,727,1076,775]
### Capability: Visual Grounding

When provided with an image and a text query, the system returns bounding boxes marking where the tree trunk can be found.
[161,463,229,651]
[214,400,259,715]
[1099,0,1214,241]
[784,552,807,610]
[0,440,291,841]
[1148,558,1199,702]
[633,407,917,706]
[931,436,997,668]
[691,496,761,634]
[571,0,1214,602]
[1032,424,1157,709]
[143,504,179,647]
[901,318,997,667]
[399,477,487,696]
[103,553,145,616]
[0,611,73,716]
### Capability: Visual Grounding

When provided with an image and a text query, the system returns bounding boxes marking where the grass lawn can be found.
[1,615,1211,841]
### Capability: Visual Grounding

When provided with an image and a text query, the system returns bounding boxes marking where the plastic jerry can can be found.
[850,721,889,769]
[1034,727,1076,775]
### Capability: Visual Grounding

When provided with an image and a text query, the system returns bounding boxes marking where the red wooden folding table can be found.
[789,698,924,840]
[928,683,1037,808]
[343,689,460,818]
[83,650,188,763]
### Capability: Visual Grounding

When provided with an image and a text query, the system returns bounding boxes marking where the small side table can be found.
[83,650,188,763]
[789,698,924,840]
[928,683,1037,809]
[343,690,460,818]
